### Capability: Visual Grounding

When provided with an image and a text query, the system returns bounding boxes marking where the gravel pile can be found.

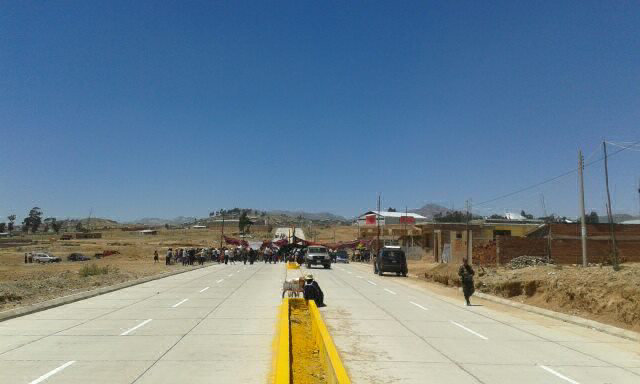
[510,255,551,269]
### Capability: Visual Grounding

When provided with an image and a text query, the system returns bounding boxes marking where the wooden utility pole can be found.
[376,193,381,264]
[603,141,619,270]
[578,150,588,267]
[219,213,225,249]
[465,199,471,262]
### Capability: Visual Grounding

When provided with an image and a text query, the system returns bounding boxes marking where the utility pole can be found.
[220,213,225,249]
[603,141,619,270]
[376,193,381,264]
[578,150,588,267]
[465,199,471,262]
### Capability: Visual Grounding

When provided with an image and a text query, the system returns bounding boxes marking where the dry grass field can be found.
[0,227,274,311]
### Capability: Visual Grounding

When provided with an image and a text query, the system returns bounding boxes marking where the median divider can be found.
[272,298,350,384]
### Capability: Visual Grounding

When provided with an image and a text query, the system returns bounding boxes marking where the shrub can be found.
[79,264,117,277]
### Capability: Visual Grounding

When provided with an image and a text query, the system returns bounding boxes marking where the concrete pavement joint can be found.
[130,263,265,383]
[0,264,235,357]
[347,262,640,378]
[329,265,488,384]
[0,265,211,323]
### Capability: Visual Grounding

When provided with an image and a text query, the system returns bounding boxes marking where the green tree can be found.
[520,210,534,220]
[585,211,599,224]
[0,223,6,233]
[239,211,252,233]
[22,207,43,233]
[7,215,16,233]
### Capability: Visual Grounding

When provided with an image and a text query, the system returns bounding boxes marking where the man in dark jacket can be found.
[458,258,475,306]
[303,274,325,307]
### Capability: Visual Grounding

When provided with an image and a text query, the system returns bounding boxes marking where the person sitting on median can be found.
[303,274,325,307]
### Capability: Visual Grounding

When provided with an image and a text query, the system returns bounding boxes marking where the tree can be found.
[22,207,43,233]
[585,211,599,224]
[7,215,16,233]
[51,220,63,234]
[75,221,85,232]
[489,214,505,219]
[239,211,252,233]
[0,223,5,233]
[520,210,534,220]
[387,207,397,212]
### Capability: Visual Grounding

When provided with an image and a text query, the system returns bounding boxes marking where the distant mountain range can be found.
[125,216,197,226]
[409,203,451,219]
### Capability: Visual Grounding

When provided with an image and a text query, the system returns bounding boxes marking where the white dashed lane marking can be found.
[172,299,189,308]
[29,361,76,384]
[120,319,153,336]
[450,321,488,340]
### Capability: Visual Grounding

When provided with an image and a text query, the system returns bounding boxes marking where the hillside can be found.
[410,203,450,219]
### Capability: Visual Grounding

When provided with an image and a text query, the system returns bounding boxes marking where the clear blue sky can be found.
[1,1,639,221]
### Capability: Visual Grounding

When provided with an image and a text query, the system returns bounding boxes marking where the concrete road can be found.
[312,262,640,384]
[3,260,639,384]
[0,263,284,384]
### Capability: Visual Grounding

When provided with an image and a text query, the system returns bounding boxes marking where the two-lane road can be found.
[313,262,640,384]
[0,263,283,384]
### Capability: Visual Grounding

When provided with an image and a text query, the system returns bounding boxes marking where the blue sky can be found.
[1,1,639,221]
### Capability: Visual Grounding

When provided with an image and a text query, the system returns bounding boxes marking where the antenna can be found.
[539,193,547,218]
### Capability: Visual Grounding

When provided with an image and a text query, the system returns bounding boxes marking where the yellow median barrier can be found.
[272,298,350,384]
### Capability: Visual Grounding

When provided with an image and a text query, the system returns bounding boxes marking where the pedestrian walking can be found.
[153,250,159,263]
[458,258,475,306]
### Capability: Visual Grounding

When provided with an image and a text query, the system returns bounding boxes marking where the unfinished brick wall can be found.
[496,237,547,264]
[551,239,640,264]
[473,241,497,265]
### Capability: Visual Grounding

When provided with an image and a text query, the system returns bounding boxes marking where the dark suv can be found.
[374,246,407,276]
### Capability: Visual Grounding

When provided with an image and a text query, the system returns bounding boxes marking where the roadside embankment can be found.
[410,260,640,333]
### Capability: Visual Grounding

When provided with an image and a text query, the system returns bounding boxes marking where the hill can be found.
[410,203,450,219]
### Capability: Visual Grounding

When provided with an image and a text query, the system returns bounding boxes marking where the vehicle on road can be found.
[67,253,91,261]
[335,250,349,263]
[374,246,407,276]
[305,246,331,269]
[32,252,61,263]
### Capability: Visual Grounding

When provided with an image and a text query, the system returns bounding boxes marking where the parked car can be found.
[67,253,90,261]
[32,252,61,263]
[374,246,407,276]
[305,246,331,269]
[335,250,349,263]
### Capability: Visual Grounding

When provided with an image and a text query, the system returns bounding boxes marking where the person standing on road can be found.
[166,248,173,265]
[153,250,159,263]
[458,258,475,306]
[224,248,229,264]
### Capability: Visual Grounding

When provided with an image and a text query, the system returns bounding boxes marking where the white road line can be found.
[120,319,153,336]
[367,280,377,286]
[384,288,397,295]
[236,270,240,272]
[199,287,210,293]
[409,301,428,311]
[216,279,224,283]
[539,366,580,384]
[356,276,363,279]
[347,271,352,274]
[172,299,189,308]
[450,321,488,340]
[29,361,76,384]
[228,274,233,277]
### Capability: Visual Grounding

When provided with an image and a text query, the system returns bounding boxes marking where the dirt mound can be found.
[415,260,640,332]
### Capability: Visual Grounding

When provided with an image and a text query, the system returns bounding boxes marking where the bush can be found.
[79,264,117,277]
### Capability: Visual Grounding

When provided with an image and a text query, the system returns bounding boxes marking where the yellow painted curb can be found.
[308,300,351,384]
[273,298,290,384]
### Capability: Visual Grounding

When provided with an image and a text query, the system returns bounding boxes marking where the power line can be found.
[474,139,640,208]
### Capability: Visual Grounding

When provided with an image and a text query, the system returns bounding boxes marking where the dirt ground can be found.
[409,259,640,333]
[0,227,274,311]
[308,225,358,243]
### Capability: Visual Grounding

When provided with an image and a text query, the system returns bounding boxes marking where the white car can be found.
[32,252,61,263]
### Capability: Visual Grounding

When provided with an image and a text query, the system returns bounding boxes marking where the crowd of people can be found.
[156,246,295,266]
